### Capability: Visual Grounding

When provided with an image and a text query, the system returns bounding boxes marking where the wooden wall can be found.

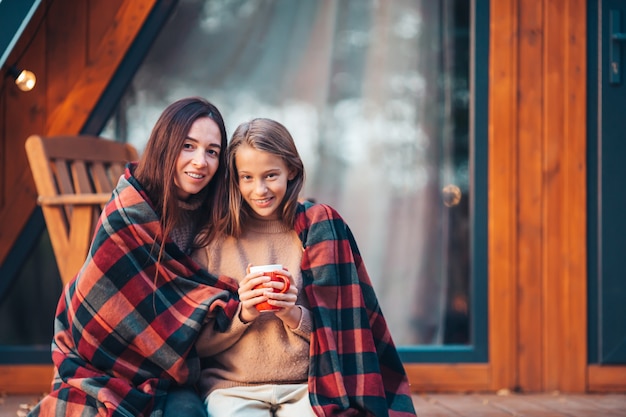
[405,0,622,393]
[0,0,157,267]
[1,0,625,395]
[488,0,588,392]
[0,0,158,394]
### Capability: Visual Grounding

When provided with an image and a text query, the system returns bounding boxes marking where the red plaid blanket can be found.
[29,168,239,417]
[296,202,417,416]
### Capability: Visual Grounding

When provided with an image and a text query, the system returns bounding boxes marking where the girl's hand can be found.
[268,269,301,328]
[237,266,272,323]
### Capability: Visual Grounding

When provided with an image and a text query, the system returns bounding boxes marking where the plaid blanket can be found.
[296,201,417,417]
[29,168,239,417]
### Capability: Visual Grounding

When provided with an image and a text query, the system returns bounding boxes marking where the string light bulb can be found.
[8,66,37,92]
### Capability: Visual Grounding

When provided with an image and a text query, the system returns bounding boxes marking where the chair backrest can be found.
[25,134,139,286]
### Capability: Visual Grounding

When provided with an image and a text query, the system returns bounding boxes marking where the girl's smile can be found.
[252,196,275,207]
[235,144,294,219]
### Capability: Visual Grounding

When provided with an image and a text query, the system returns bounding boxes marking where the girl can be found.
[194,118,417,417]
[29,97,240,417]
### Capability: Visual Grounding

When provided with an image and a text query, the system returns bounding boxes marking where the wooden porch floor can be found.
[1,392,625,416]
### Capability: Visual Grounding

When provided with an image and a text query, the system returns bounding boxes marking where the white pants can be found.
[205,383,317,417]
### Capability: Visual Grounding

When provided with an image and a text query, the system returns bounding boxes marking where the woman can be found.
[28,97,240,417]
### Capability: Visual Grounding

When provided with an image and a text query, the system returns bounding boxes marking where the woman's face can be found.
[235,144,294,220]
[174,117,222,200]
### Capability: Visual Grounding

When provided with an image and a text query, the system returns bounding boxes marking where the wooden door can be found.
[589,0,626,365]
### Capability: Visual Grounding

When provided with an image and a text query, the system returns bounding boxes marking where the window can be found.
[2,0,488,365]
[103,0,486,356]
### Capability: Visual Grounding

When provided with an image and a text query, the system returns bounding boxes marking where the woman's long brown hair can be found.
[134,97,228,268]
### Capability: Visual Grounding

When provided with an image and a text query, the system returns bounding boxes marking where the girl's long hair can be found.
[225,118,305,237]
[134,97,228,253]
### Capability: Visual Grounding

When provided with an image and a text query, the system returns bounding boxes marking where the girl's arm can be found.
[196,304,250,357]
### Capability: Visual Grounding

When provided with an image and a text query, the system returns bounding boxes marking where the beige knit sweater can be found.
[192,217,312,398]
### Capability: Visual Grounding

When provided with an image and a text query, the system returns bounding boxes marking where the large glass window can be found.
[103,0,475,347]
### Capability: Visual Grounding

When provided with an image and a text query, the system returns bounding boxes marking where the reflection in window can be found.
[104,0,471,345]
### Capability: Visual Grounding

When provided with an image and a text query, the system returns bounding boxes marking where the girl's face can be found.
[174,117,222,200]
[235,144,294,220]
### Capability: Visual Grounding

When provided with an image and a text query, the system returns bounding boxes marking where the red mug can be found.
[250,265,290,312]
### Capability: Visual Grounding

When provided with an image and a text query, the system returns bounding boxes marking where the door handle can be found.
[610,10,626,84]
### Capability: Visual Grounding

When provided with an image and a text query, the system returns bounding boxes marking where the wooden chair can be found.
[25,134,139,286]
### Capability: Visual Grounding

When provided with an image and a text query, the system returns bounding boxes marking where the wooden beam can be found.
[488,0,519,392]
[588,365,626,392]
[405,364,491,392]
[516,0,545,392]
[38,194,112,205]
[542,0,587,392]
[45,0,157,135]
[0,365,53,394]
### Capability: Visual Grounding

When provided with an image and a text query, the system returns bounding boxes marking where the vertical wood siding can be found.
[488,0,588,392]
[488,0,520,392]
